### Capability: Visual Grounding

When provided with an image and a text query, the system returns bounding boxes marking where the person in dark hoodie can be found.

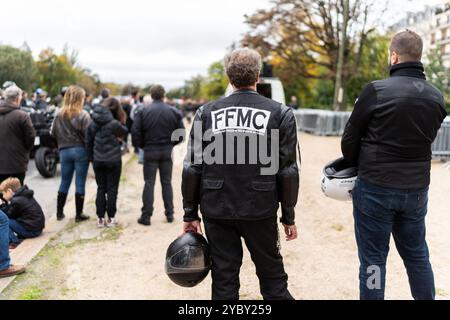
[0,178,45,249]
[86,98,128,228]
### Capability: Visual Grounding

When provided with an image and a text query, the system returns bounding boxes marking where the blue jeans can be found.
[0,210,10,270]
[352,178,435,300]
[58,147,89,195]
[9,219,42,245]
[138,148,144,164]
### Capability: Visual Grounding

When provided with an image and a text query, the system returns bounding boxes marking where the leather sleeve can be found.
[173,108,186,146]
[85,124,95,162]
[341,83,377,166]
[131,111,143,149]
[182,107,204,222]
[277,105,300,226]
[22,113,36,151]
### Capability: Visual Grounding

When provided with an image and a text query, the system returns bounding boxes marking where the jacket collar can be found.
[390,61,426,80]
[0,100,20,115]
[230,89,258,96]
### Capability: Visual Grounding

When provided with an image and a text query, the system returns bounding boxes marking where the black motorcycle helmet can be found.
[165,232,211,288]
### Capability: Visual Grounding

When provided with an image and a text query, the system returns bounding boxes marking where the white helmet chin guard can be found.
[321,157,358,201]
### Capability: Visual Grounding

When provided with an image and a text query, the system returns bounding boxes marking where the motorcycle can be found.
[25,106,59,178]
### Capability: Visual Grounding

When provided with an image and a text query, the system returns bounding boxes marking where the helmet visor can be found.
[167,245,209,273]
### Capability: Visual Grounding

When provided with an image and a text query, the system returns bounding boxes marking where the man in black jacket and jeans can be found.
[182,48,299,300]
[132,85,185,226]
[342,30,447,300]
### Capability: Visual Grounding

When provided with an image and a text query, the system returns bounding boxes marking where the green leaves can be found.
[426,46,450,113]
[0,45,37,92]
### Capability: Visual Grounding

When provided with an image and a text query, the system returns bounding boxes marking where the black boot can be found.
[137,214,151,226]
[57,192,67,221]
[75,193,90,223]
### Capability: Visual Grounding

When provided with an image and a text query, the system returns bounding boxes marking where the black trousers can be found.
[203,216,293,300]
[0,173,25,185]
[142,148,174,217]
[93,161,122,219]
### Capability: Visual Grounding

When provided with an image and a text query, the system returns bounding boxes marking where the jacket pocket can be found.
[200,179,224,216]
[245,181,278,219]
[203,179,224,190]
[252,181,276,192]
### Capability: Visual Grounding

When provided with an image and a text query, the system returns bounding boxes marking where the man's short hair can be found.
[0,177,21,193]
[150,85,165,101]
[100,88,110,99]
[4,85,23,102]
[390,30,423,62]
[224,48,262,88]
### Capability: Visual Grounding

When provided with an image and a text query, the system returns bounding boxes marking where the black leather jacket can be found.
[51,110,91,150]
[182,90,300,225]
[85,105,128,163]
[342,62,447,189]
[131,101,185,151]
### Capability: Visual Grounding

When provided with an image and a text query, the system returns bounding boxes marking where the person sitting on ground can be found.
[0,178,45,249]
[0,209,25,278]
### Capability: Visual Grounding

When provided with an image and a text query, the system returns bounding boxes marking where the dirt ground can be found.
[2,133,449,300]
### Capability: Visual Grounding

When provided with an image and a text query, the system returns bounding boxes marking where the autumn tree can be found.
[36,48,78,97]
[202,61,228,100]
[76,68,102,96]
[242,0,384,110]
[426,46,450,113]
[0,44,37,92]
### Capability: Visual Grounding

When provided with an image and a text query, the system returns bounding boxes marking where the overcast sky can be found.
[0,0,444,89]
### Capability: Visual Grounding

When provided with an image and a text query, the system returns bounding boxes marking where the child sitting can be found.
[0,178,45,249]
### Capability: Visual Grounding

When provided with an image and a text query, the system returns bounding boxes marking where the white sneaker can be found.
[106,218,118,228]
[97,218,106,228]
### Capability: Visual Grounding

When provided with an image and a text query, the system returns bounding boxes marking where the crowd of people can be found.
[0,82,186,279]
[0,30,447,301]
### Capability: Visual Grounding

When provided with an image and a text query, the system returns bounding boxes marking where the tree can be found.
[202,61,228,100]
[333,0,350,110]
[427,46,450,113]
[76,68,102,96]
[0,45,37,92]
[242,0,384,110]
[166,60,229,101]
[101,82,123,96]
[121,83,141,96]
[346,33,389,105]
[36,48,78,97]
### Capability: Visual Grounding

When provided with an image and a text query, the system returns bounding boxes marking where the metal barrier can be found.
[432,117,450,159]
[293,109,351,136]
[294,110,450,159]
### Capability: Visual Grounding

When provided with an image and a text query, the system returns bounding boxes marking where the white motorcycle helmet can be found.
[321,157,358,201]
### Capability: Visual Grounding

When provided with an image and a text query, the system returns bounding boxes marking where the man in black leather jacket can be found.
[342,30,447,300]
[132,85,185,226]
[182,48,300,300]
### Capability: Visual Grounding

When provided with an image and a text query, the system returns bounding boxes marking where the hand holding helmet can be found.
[321,157,358,201]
